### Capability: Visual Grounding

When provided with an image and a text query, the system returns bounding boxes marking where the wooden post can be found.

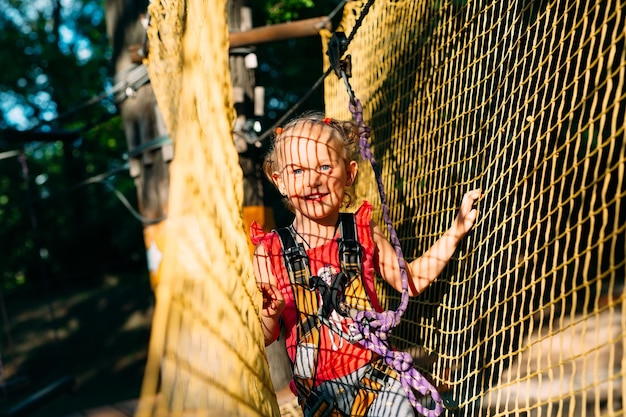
[229,16,331,48]
[105,0,172,288]
[227,0,275,253]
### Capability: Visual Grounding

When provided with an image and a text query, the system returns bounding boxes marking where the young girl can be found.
[251,112,481,417]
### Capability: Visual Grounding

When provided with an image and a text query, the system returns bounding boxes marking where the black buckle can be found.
[309,272,350,318]
[338,238,361,272]
[364,363,392,386]
[284,245,310,286]
[304,389,336,417]
[326,32,355,105]
[326,32,350,78]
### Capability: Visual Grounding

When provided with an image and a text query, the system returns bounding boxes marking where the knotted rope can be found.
[349,99,444,417]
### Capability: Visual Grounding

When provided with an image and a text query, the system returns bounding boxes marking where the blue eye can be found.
[320,165,331,172]
[293,168,303,175]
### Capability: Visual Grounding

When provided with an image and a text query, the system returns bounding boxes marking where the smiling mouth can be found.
[303,193,327,201]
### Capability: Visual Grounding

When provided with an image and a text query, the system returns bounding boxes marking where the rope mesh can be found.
[324,0,625,415]
[138,0,624,415]
[136,0,280,415]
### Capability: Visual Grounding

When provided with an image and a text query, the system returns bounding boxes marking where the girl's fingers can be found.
[258,282,284,313]
[258,282,275,308]
[455,189,483,234]
[463,189,482,214]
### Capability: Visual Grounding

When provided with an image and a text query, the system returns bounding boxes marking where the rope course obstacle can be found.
[135,0,278,415]
[137,0,624,416]
[323,0,624,415]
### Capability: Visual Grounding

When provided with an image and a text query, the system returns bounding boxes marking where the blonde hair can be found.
[263,112,361,211]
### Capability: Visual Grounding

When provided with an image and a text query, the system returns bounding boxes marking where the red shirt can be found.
[251,201,383,384]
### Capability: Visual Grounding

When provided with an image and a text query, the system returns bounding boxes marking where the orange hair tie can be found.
[275,127,283,134]
[324,117,332,125]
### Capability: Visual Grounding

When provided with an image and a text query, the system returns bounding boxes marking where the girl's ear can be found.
[273,172,287,196]
[346,161,359,186]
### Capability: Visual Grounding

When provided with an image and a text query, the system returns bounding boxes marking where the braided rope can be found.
[349,99,444,417]
[345,0,376,45]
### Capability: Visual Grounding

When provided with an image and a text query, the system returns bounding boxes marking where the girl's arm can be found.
[374,189,482,295]
[253,243,285,345]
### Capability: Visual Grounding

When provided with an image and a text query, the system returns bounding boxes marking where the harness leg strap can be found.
[350,375,382,416]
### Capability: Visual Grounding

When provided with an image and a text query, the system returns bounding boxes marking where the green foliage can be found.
[260,0,315,23]
[248,0,342,122]
[0,0,112,129]
[0,0,147,293]
[1,0,347,292]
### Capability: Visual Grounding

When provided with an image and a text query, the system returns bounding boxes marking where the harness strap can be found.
[275,214,374,406]
[352,356,400,415]
[276,227,309,286]
[276,227,321,399]
[337,213,373,315]
[351,379,380,417]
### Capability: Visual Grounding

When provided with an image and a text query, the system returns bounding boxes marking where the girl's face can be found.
[273,123,358,226]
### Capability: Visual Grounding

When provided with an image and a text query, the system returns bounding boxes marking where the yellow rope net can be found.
[138,0,625,415]
[136,0,279,415]
[324,0,625,415]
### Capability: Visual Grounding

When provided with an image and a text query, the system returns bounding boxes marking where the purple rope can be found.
[349,99,444,417]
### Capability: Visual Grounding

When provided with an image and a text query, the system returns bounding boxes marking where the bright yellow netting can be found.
[138,0,625,416]
[324,0,625,415]
[135,0,279,416]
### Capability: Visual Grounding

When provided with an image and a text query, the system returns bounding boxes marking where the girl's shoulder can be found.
[250,221,278,247]
[351,200,376,249]
[353,200,374,226]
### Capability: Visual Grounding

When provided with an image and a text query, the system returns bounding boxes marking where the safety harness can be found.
[276,213,390,415]
[277,210,443,417]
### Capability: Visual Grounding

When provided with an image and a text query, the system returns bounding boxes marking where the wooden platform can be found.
[67,389,301,417]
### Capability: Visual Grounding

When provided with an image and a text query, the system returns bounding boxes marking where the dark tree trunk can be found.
[105,0,172,287]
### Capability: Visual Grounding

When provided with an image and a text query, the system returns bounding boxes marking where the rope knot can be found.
[354,309,398,335]
[372,310,398,333]
[386,350,413,372]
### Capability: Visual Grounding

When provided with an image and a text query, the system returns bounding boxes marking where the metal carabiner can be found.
[327,32,356,105]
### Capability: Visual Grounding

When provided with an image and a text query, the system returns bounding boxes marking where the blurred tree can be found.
[250,0,341,123]
[0,0,146,292]
[0,0,345,291]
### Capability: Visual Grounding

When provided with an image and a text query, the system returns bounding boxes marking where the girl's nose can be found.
[307,169,322,186]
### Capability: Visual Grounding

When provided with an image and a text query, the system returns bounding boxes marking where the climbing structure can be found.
[323,0,625,415]
[137,0,624,416]
[135,0,279,416]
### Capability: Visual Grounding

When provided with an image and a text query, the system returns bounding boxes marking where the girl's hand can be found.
[258,282,285,318]
[453,188,482,237]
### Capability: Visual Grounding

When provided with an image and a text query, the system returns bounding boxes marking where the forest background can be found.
[0,0,339,415]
